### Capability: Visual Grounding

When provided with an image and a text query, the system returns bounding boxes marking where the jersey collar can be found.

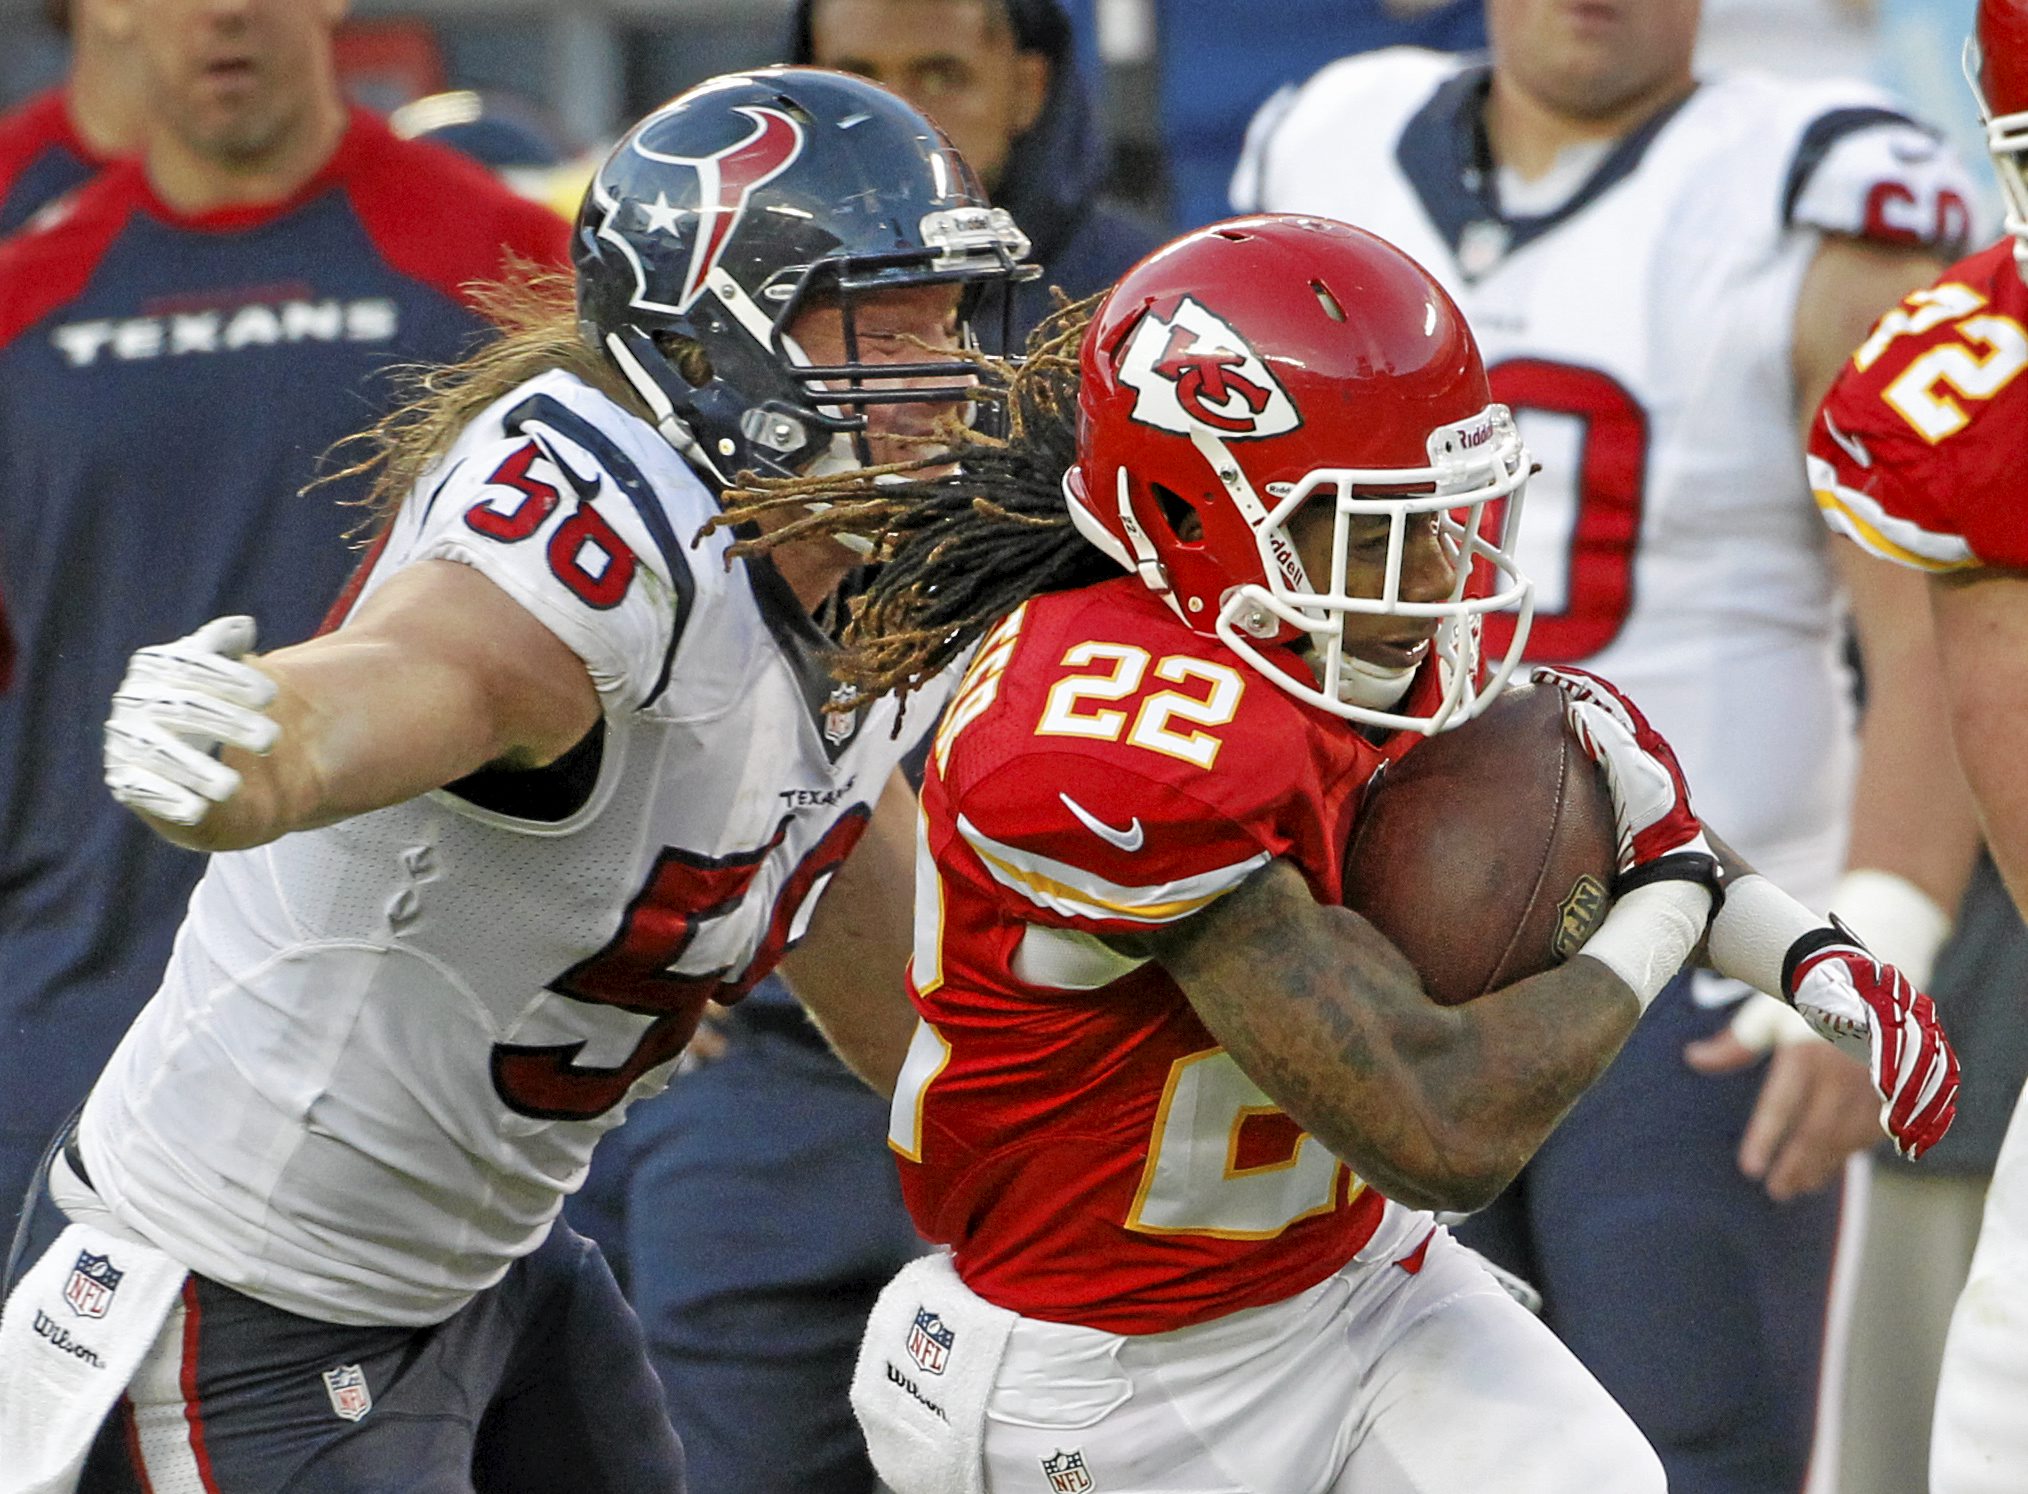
[1395,64,1700,278]
[125,105,378,235]
[742,548,872,763]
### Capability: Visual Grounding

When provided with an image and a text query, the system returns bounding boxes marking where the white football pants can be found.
[980,1228,1664,1494]
[1932,1079,2028,1494]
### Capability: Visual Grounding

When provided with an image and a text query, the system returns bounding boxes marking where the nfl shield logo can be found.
[905,1305,955,1375]
[63,1250,123,1319]
[822,686,860,749]
[322,1364,373,1422]
[1041,1448,1095,1493]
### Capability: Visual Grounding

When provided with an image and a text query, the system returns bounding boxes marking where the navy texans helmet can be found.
[574,67,1035,481]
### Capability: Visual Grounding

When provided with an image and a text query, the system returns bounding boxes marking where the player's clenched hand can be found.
[1781,922,1959,1160]
[1527,666,1713,878]
[104,615,279,827]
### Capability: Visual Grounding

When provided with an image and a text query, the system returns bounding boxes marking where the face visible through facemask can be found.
[1284,499,1460,709]
[784,280,971,470]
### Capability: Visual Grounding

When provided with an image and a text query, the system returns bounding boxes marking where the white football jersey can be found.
[79,369,946,1326]
[1237,51,1977,906]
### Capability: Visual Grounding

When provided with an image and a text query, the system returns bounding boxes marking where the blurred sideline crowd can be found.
[0,1,2021,1491]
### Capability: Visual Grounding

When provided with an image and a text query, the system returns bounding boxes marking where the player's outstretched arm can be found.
[104,560,601,853]
[777,766,922,1097]
[1128,857,1646,1214]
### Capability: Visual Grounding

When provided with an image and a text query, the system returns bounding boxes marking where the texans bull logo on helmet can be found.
[591,104,807,316]
[1117,298,1301,440]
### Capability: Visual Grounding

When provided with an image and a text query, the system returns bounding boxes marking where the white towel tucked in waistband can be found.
[851,1251,1017,1494]
[0,1220,188,1494]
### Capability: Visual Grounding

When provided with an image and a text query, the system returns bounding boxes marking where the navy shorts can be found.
[1455,972,1844,1494]
[10,1139,685,1494]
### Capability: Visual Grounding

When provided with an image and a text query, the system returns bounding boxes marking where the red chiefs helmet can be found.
[1064,215,1533,734]
[1971,0,2028,263]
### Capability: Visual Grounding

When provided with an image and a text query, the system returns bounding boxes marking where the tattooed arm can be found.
[1112,858,1641,1214]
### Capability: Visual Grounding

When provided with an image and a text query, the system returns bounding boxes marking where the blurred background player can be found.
[1144,0,1487,231]
[791,0,1161,345]
[0,0,144,689]
[1233,1,1981,1488]
[722,214,1956,1494]
[561,5,1162,1491]
[1809,5,2028,1489]
[0,0,569,1249]
[1696,0,1879,80]
[0,66,1032,1491]
[0,0,142,233]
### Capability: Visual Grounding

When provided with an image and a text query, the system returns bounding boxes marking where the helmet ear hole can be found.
[653,332,714,389]
[1149,483,1203,543]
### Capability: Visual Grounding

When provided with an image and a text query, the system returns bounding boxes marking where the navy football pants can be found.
[567,1006,926,1494]
[1456,971,1843,1494]
[9,1143,685,1493]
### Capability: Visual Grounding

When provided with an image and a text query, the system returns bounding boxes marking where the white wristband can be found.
[1831,868,1952,987]
[1728,989,1824,1053]
[1578,879,1712,1010]
[1705,872,1822,999]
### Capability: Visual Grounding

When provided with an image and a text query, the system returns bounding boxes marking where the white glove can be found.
[103,616,279,826]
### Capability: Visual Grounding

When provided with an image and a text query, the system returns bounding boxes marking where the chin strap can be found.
[1334,651,1417,711]
[605,331,733,487]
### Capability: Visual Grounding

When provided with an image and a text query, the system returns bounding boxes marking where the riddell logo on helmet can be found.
[1118,299,1300,440]
[1266,528,1308,590]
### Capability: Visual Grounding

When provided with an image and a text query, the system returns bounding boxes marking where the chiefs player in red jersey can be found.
[1811,4,2028,1490]
[727,216,1958,1493]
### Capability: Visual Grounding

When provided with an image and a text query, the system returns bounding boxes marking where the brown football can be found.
[1341,684,1618,1005]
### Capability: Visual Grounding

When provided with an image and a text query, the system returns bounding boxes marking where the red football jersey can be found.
[889,576,1403,1334]
[1809,239,2028,572]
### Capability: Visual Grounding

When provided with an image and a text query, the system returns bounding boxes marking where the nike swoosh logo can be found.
[1060,793,1145,852]
[1821,411,1872,470]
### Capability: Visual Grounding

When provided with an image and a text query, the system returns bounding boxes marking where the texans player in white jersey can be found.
[1811,4,2028,1489]
[1234,3,1984,1488]
[710,215,1957,1494]
[0,69,1032,1493]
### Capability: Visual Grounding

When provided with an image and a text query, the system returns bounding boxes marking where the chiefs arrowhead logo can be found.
[596,102,807,316]
[1118,298,1300,439]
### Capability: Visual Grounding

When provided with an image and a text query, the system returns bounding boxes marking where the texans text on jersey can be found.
[51,297,399,367]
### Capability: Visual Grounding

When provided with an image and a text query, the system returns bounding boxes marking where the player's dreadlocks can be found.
[704,292,1121,703]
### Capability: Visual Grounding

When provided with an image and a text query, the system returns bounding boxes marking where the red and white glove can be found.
[1528,667,1720,1009]
[1782,920,1959,1160]
[1529,666,1718,892]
